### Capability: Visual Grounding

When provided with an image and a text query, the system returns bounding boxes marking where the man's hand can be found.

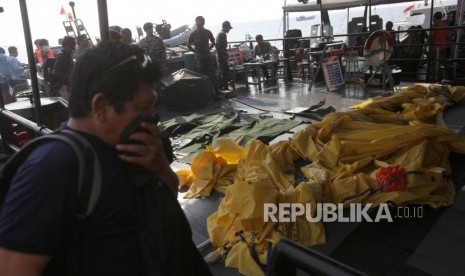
[116,122,179,195]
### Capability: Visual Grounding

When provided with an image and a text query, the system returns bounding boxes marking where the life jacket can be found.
[36,49,55,65]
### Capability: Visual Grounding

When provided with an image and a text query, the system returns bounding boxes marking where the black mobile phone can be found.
[119,115,158,144]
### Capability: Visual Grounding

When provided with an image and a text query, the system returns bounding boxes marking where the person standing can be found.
[75,35,91,60]
[139,22,167,76]
[52,36,76,100]
[36,39,55,66]
[385,21,396,43]
[187,16,218,92]
[429,12,450,81]
[216,20,233,91]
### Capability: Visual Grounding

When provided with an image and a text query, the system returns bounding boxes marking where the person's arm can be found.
[0,248,51,276]
[209,31,215,50]
[9,57,25,76]
[264,42,273,60]
[187,34,195,52]
[159,38,168,75]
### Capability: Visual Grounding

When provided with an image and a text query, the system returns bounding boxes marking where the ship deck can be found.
[157,77,465,276]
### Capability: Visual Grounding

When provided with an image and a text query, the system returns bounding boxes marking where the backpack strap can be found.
[0,132,101,212]
[57,129,102,219]
[2,130,101,217]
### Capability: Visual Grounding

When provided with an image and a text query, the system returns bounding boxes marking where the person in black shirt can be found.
[52,36,76,99]
[187,16,218,93]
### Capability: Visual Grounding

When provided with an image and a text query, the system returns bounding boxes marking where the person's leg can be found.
[207,55,219,94]
[219,58,229,90]
[1,83,14,104]
[262,65,270,79]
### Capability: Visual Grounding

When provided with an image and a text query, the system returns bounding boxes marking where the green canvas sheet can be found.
[159,109,301,163]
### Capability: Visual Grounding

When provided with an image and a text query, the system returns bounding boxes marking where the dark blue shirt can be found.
[0,130,142,276]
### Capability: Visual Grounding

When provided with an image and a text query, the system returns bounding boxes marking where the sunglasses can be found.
[90,54,153,89]
[97,54,152,77]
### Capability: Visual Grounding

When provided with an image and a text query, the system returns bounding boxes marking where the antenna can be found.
[69,1,77,19]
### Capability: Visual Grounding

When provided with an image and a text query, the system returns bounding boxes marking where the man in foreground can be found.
[0,41,210,276]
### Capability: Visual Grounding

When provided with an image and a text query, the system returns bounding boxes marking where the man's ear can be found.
[91,93,109,122]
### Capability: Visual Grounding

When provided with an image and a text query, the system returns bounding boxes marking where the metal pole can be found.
[453,0,464,79]
[283,0,286,38]
[97,0,109,43]
[18,0,42,126]
[426,0,435,81]
[318,0,324,39]
[69,1,77,19]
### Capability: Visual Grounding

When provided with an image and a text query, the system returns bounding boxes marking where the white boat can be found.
[163,24,197,47]
[170,24,190,37]
[296,15,316,21]
[405,0,457,29]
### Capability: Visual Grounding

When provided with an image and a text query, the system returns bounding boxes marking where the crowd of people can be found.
[1,15,285,106]
[351,9,458,82]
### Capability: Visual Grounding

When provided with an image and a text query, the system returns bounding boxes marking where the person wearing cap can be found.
[187,16,218,92]
[139,22,168,75]
[216,21,233,91]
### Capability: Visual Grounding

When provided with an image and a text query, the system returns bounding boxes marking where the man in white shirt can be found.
[7,46,29,90]
[0,47,14,104]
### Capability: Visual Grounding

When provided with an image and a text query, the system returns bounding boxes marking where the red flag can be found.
[403,5,414,14]
[60,6,65,15]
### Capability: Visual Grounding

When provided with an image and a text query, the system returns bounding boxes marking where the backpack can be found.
[0,129,101,275]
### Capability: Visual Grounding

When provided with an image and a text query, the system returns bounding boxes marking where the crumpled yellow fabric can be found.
[287,85,465,210]
[178,139,246,198]
[178,85,465,275]
[207,140,325,275]
[448,86,465,102]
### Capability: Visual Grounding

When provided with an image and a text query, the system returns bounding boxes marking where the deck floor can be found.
[158,78,465,276]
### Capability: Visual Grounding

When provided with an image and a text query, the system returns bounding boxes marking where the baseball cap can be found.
[222,21,233,29]
[143,22,154,30]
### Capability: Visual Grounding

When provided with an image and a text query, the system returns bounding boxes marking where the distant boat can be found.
[296,15,315,21]
[163,24,197,47]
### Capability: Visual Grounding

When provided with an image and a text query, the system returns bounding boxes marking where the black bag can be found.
[128,168,212,276]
